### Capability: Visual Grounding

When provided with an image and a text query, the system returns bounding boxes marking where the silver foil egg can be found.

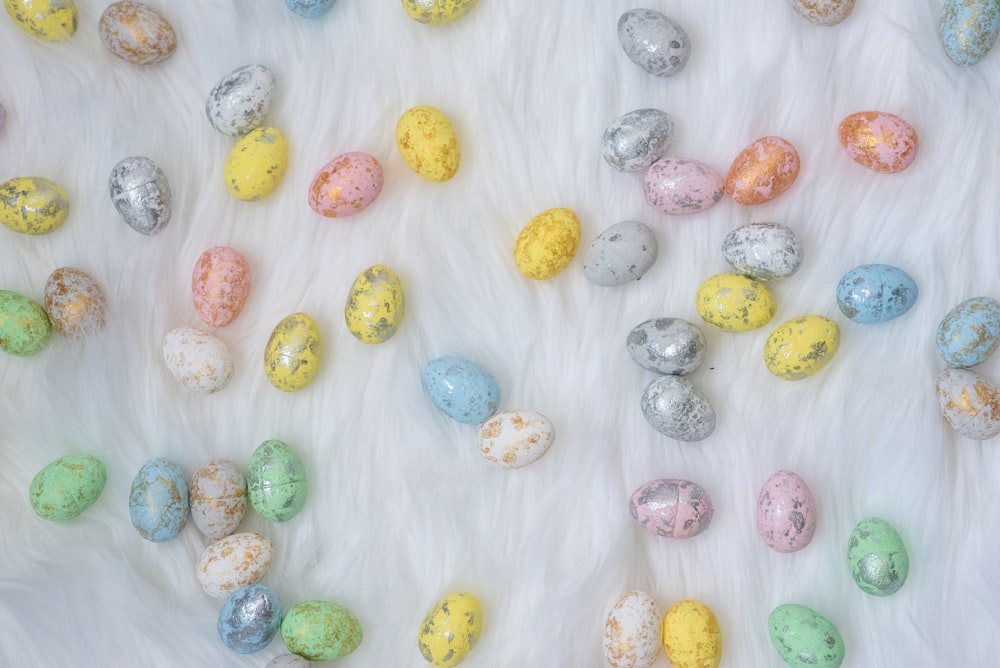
[109,156,171,236]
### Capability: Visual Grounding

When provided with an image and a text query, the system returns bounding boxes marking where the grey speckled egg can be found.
[640,375,715,441]
[617,9,691,77]
[206,65,276,137]
[109,156,171,236]
[583,221,658,286]
[627,317,706,375]
[601,109,674,172]
[722,222,804,281]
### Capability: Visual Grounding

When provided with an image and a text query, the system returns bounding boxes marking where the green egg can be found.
[247,439,308,522]
[847,517,909,596]
[768,603,845,667]
[280,600,362,661]
[0,289,52,356]
[29,454,107,521]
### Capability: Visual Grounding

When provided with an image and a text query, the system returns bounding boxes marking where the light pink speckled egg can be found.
[189,459,247,541]
[308,152,384,218]
[725,136,800,205]
[478,409,555,469]
[196,532,272,597]
[192,246,251,328]
[756,470,817,553]
[603,591,661,668]
[628,478,714,539]
[643,157,724,215]
[161,326,234,394]
[838,111,918,174]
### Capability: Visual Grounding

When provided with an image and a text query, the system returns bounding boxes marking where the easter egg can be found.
[478,409,555,469]
[396,105,461,182]
[218,584,283,654]
[129,457,189,542]
[189,459,247,540]
[97,1,176,65]
[640,375,716,441]
[601,108,674,172]
[644,157,725,216]
[617,8,691,77]
[936,296,1000,368]
[402,0,477,24]
[935,367,1000,439]
[43,267,107,337]
[514,207,581,280]
[757,470,817,553]
[308,152,384,218]
[267,656,310,668]
[196,532,273,597]
[0,176,70,235]
[836,264,918,324]
[768,604,845,667]
[583,220,658,287]
[162,326,235,394]
[939,0,1000,66]
[4,0,77,40]
[629,478,714,539]
[264,312,322,392]
[418,592,482,667]
[192,246,251,328]
[603,591,661,668]
[627,317,706,375]
[224,127,289,201]
[847,517,909,597]
[109,156,172,236]
[285,0,337,18]
[725,136,800,205]
[661,599,722,668]
[763,316,840,380]
[0,290,51,357]
[422,356,501,424]
[787,0,855,26]
[280,600,363,661]
[722,222,804,281]
[838,111,918,174]
[345,264,405,344]
[247,439,308,522]
[206,64,275,137]
[696,273,776,332]
[29,454,106,521]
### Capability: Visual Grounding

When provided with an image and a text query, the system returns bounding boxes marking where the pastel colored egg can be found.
[0,176,70,235]
[629,478,714,539]
[936,367,1000,439]
[836,264,918,324]
[29,454,106,522]
[583,220,658,287]
[189,459,247,540]
[44,267,107,337]
[396,105,461,182]
[192,246,251,328]
[661,600,722,668]
[603,591,660,668]
[644,157,724,215]
[308,152,384,218]
[206,64,275,137]
[0,289,51,357]
[695,273,777,332]
[128,457,189,542]
[936,296,1000,368]
[263,312,322,392]
[768,604,845,667]
[97,1,176,65]
[161,326,234,394]
[4,0,77,40]
[285,0,337,18]
[764,316,840,380]
[722,222,804,281]
[267,656,311,668]
[196,532,273,598]
[344,264,405,344]
[224,126,289,201]
[617,8,690,77]
[640,375,716,442]
[601,108,674,172]
[838,111,918,174]
[848,517,909,596]
[247,439,308,522]
[218,584,282,654]
[422,356,501,424]
[757,470,817,553]
[939,0,1000,66]
[109,156,171,236]
[280,600,363,662]
[418,592,482,667]
[725,136,800,205]
[627,317,706,375]
[514,207,581,280]
[787,0,855,26]
[478,409,555,469]
[402,0,477,24]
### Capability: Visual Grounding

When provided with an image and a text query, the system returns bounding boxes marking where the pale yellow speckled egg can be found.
[396,106,461,182]
[514,207,581,280]
[345,264,405,344]
[695,273,776,332]
[764,315,840,380]
[224,127,289,201]
[0,176,70,235]
[661,599,722,668]
[418,592,483,667]
[402,0,477,24]
[4,0,77,41]
[264,312,322,392]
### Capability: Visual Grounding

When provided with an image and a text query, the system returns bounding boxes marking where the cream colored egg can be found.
[936,367,1000,440]
[188,459,247,540]
[97,1,176,65]
[603,591,661,668]
[162,326,234,394]
[478,409,555,469]
[196,532,273,597]
[43,267,107,337]
[787,0,855,26]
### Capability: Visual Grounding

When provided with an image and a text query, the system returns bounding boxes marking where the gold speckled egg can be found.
[0,290,51,357]
[661,599,722,668]
[0,176,70,235]
[4,0,78,41]
[345,264,405,344]
[418,592,483,667]
[838,111,918,174]
[43,267,107,337]
[787,0,855,26]
[396,106,461,182]
[764,315,840,380]
[224,127,289,201]
[264,312,322,392]
[724,136,800,205]
[402,0,477,24]
[514,207,581,280]
[97,0,176,65]
[696,273,777,332]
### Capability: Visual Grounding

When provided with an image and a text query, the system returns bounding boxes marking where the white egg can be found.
[935,367,1000,440]
[478,409,555,469]
[189,459,247,540]
[196,532,273,597]
[162,326,234,394]
[583,221,659,287]
[603,591,661,668]
[205,64,275,136]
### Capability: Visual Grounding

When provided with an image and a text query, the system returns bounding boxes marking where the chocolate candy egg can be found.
[935,367,1000,439]
[764,316,840,380]
[939,0,1000,66]
[402,0,477,24]
[206,64,275,137]
[264,312,322,392]
[308,152,384,218]
[836,264,918,324]
[109,156,171,236]
[129,457,189,542]
[29,454,106,521]
[478,409,555,469]
[644,157,724,215]
[162,326,234,394]
[640,375,715,441]
[629,478,714,538]
[696,273,777,332]
[280,600,363,662]
[189,459,247,540]
[514,207,581,280]
[603,591,660,668]
[601,108,674,172]
[285,0,337,18]
[725,136,800,205]
[757,470,817,553]
[838,111,918,174]
[722,222,804,281]
[192,246,251,328]
[4,0,78,40]
[98,1,176,65]
[617,8,690,77]
[224,127,289,201]
[627,317,706,375]
[218,584,282,654]
[422,356,500,424]
[936,296,1000,368]
[44,267,107,337]
[768,604,845,668]
[583,220,658,287]
[0,289,51,356]
[418,592,483,667]
[787,0,855,26]
[267,656,310,668]
[396,105,461,182]
[345,264,405,343]
[661,600,722,668]
[196,532,273,597]
[848,517,909,596]
[0,176,70,235]
[247,439,308,522]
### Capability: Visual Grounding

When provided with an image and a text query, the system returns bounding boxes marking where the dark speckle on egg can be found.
[617,9,691,77]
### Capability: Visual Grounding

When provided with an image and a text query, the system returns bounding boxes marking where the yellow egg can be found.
[514,207,581,280]
[418,592,483,667]
[345,264,405,344]
[0,176,70,235]
[695,273,776,332]
[264,312,322,392]
[396,106,461,182]
[764,315,840,380]
[4,0,77,40]
[224,127,289,201]
[402,0,477,24]
[661,599,722,668]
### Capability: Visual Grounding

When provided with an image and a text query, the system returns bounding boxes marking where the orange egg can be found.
[838,111,918,174]
[724,136,800,205]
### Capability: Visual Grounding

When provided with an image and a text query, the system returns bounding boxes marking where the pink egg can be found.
[628,478,714,539]
[308,151,384,218]
[643,157,724,215]
[724,136,800,205]
[191,246,251,328]
[756,469,817,552]
[838,111,918,174]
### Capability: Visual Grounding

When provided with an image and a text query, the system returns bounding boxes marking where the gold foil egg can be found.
[43,267,107,337]
[787,0,855,26]
[396,106,461,182]
[514,207,581,280]
[724,136,800,205]
[97,1,177,65]
[838,111,918,174]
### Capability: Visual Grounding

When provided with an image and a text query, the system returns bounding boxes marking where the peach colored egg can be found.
[43,267,107,337]
[838,111,918,174]
[189,459,247,540]
[97,1,176,65]
[308,152,384,219]
[196,532,273,597]
[191,246,251,328]
[724,136,800,205]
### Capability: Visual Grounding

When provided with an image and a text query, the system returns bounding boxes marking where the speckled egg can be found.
[162,326,234,394]
[764,316,840,380]
[768,604,845,667]
[97,1,176,65]
[0,176,70,235]
[418,592,482,667]
[640,375,716,441]
[603,591,661,668]
[722,222,804,281]
[344,264,404,344]
[29,454,106,521]
[280,600,363,661]
[836,264,918,324]
[617,9,690,77]
[936,296,1000,368]
[266,656,311,668]
[44,267,107,337]
[129,457,188,542]
[935,367,1000,439]
[583,220,658,287]
[514,207,581,280]
[402,0,477,24]
[0,290,51,357]
[109,156,171,236]
[224,127,289,201]
[308,152,384,218]
[848,517,909,597]
[725,136,800,205]
[627,317,706,375]
[196,532,273,597]
[4,0,77,40]
[285,0,337,18]
[644,157,725,216]
[478,409,555,469]
[696,273,776,332]
[940,0,1000,66]
[838,111,918,174]
[629,478,714,538]
[247,439,308,522]
[661,600,722,668]
[206,64,275,137]
[422,356,500,425]
[192,246,251,328]
[396,105,461,182]
[787,0,855,26]
[601,108,674,172]
[189,459,247,540]
[218,584,282,654]
[757,470,817,553]
[264,312,322,392]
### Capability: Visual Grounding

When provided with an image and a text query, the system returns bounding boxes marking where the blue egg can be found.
[218,584,283,654]
[937,296,1000,368]
[284,0,337,18]
[128,458,189,542]
[422,356,500,425]
[939,0,1000,66]
[836,264,918,324]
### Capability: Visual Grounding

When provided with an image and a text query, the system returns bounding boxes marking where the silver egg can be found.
[601,108,674,172]
[109,156,171,236]
[617,9,691,77]
[640,375,715,441]
[722,222,804,281]
[583,221,658,286]
[627,317,706,375]
[206,64,275,137]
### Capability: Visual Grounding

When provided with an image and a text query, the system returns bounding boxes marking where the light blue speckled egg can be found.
[129,457,189,542]
[285,0,337,18]
[218,584,283,654]
[936,296,1000,368]
[836,264,918,324]
[939,0,1000,66]
[422,356,500,424]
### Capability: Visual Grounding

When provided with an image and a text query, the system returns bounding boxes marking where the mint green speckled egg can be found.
[847,517,909,596]
[29,454,107,521]
[280,600,362,661]
[247,439,308,522]
[0,289,52,356]
[768,603,845,667]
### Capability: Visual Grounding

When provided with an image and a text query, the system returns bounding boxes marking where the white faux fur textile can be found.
[3,1,1000,666]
